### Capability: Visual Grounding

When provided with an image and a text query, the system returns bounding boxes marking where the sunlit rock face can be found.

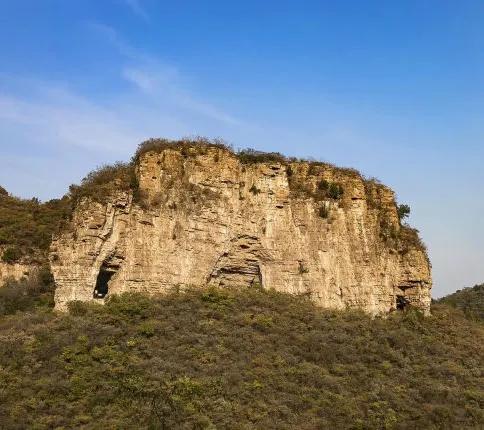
[51,145,431,314]
[0,261,34,286]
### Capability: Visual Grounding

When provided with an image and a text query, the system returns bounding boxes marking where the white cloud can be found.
[122,65,241,125]
[0,78,191,200]
[0,89,139,153]
[90,23,241,125]
[122,65,180,92]
[0,25,243,198]
[124,0,149,21]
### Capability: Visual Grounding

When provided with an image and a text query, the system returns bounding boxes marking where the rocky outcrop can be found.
[51,143,431,314]
[0,262,33,285]
[0,249,36,286]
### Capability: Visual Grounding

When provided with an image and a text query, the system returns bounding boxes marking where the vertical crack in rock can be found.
[51,145,432,315]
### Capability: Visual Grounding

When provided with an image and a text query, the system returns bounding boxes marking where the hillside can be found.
[436,284,484,320]
[0,287,482,429]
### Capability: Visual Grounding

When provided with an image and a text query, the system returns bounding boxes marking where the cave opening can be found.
[396,294,410,311]
[93,267,115,299]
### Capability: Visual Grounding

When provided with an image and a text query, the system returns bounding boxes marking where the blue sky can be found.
[0,0,483,297]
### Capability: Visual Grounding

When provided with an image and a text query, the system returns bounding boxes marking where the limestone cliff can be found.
[51,141,431,314]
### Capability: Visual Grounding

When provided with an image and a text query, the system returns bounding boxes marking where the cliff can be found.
[50,139,431,314]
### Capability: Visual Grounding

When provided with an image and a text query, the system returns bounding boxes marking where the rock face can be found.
[51,144,431,314]
[0,248,37,286]
[0,261,34,286]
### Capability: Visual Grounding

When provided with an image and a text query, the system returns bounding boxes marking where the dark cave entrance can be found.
[93,265,116,299]
[396,295,410,311]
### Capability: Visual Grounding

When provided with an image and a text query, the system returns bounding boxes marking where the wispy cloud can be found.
[91,23,241,125]
[122,65,241,125]
[0,23,246,200]
[0,76,192,199]
[0,86,141,153]
[124,0,149,22]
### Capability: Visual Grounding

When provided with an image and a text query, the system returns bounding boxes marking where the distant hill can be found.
[436,283,484,320]
[0,187,70,264]
[0,285,482,429]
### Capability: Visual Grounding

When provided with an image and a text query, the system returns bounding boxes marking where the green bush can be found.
[0,288,482,429]
[0,191,71,261]
[436,283,484,320]
[249,184,261,195]
[1,246,22,263]
[398,225,427,253]
[133,137,231,162]
[69,162,135,204]
[237,148,287,164]
[0,266,55,315]
[397,204,411,221]
[318,179,330,191]
[328,182,344,199]
[319,204,330,218]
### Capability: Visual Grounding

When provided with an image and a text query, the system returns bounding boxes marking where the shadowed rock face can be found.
[50,145,431,314]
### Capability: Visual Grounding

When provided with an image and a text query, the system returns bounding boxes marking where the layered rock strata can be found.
[51,145,431,314]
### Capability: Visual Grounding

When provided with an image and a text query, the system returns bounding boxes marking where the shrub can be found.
[319,204,330,218]
[249,184,261,195]
[69,162,135,204]
[237,148,287,164]
[67,300,92,316]
[105,292,154,320]
[0,191,71,259]
[397,204,411,221]
[436,283,484,320]
[0,289,482,429]
[1,246,22,263]
[0,266,55,315]
[318,179,330,191]
[398,225,427,253]
[133,137,231,162]
[328,183,344,199]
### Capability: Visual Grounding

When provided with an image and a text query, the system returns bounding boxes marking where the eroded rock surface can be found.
[0,248,37,286]
[51,145,431,314]
[0,261,34,285]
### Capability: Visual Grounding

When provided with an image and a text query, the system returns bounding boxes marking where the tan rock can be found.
[0,259,35,286]
[51,145,432,314]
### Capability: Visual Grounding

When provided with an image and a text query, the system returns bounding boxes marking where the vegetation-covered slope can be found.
[0,287,482,429]
[436,284,484,321]
[0,189,70,263]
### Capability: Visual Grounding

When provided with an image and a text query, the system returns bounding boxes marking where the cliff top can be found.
[69,137,386,206]
[134,137,363,176]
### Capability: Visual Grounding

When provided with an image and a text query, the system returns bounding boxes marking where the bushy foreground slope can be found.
[436,284,484,321]
[0,287,482,429]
